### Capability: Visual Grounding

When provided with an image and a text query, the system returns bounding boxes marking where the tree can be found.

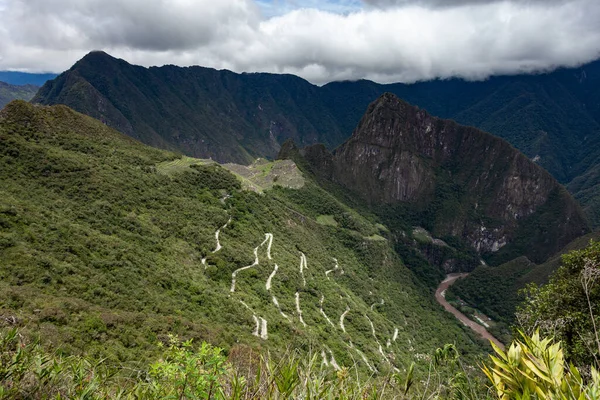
[516,240,600,368]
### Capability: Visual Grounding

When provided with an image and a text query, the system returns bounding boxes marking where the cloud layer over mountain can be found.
[0,0,598,84]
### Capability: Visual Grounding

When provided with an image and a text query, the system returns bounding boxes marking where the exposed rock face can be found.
[285,93,589,264]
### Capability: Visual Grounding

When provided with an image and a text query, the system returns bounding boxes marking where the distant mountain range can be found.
[0,81,39,109]
[0,71,57,86]
[32,51,600,226]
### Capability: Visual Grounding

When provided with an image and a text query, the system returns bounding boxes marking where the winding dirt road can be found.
[435,274,505,350]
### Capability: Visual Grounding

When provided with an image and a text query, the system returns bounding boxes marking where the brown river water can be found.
[435,273,505,350]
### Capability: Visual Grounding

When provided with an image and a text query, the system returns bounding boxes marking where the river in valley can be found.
[435,273,505,350]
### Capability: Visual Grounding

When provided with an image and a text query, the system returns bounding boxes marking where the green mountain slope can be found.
[32,51,346,164]
[448,231,600,339]
[0,100,485,375]
[0,81,38,109]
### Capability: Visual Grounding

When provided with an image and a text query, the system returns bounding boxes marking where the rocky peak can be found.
[282,93,589,264]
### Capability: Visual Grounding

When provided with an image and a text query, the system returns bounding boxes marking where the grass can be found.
[155,155,213,175]
[0,328,495,399]
[316,215,338,227]
[412,227,433,244]
[365,235,387,242]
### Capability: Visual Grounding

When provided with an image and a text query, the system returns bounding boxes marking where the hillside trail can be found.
[265,264,278,291]
[240,300,268,339]
[339,307,350,333]
[365,314,388,363]
[295,291,307,327]
[348,341,376,373]
[231,234,402,369]
[435,274,505,350]
[266,264,291,321]
[230,233,273,292]
[213,217,232,253]
[202,216,231,268]
[319,295,336,328]
[299,252,308,286]
[325,258,344,279]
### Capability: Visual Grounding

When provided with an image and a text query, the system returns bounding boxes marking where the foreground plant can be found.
[483,330,600,399]
[0,327,489,399]
[0,328,118,399]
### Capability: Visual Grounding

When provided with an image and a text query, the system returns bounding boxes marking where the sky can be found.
[0,0,599,84]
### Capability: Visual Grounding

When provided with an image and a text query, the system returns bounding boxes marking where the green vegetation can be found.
[4,325,599,399]
[365,234,386,242]
[316,215,338,227]
[449,257,534,341]
[412,227,433,244]
[33,51,600,227]
[483,331,600,399]
[449,232,600,341]
[0,101,488,387]
[3,56,600,397]
[518,240,600,368]
[0,327,492,399]
[155,155,213,175]
[295,95,587,271]
[33,51,347,165]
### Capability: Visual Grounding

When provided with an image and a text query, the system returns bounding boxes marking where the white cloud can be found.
[257,0,362,16]
[0,0,599,84]
[361,0,576,9]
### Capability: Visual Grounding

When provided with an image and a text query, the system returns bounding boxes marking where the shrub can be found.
[483,331,600,399]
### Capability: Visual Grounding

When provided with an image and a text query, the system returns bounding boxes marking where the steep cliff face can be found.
[289,93,589,264]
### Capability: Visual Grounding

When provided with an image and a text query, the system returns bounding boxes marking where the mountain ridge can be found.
[33,51,347,164]
[280,93,589,266]
[32,51,600,226]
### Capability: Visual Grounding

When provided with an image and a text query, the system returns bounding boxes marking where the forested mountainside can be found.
[0,100,489,380]
[0,81,38,109]
[279,93,589,268]
[32,52,600,227]
[4,54,600,398]
[32,51,347,165]
[449,231,600,335]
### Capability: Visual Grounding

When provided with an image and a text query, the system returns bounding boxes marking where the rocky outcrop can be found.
[283,93,589,264]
